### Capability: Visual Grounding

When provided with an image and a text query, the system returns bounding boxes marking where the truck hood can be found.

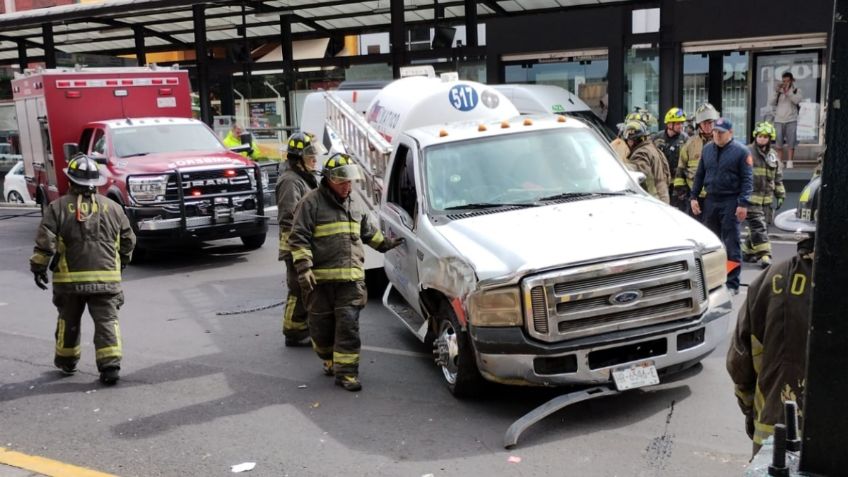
[434,195,722,283]
[112,151,251,174]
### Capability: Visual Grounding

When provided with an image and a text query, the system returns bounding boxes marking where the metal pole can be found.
[17,41,27,71]
[192,4,212,125]
[280,13,294,128]
[42,23,55,69]
[464,0,478,47]
[390,0,405,78]
[133,26,146,67]
[799,1,848,473]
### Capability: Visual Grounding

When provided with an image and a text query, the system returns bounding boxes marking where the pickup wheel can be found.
[7,191,24,203]
[433,302,485,398]
[241,233,267,250]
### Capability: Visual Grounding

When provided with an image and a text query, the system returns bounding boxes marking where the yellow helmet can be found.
[752,121,777,141]
[323,153,363,183]
[664,107,687,124]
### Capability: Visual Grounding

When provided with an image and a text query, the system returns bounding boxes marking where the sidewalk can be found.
[0,464,47,476]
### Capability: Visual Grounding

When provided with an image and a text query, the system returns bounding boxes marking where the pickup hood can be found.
[435,195,722,282]
[111,151,251,175]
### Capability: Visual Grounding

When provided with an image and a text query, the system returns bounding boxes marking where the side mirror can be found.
[63,143,79,160]
[239,132,253,145]
[230,144,252,154]
[629,170,647,187]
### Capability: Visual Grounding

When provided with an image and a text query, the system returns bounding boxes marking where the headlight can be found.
[128,175,167,203]
[702,248,728,291]
[468,287,523,327]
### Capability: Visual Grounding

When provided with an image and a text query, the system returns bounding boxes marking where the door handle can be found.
[417,250,424,261]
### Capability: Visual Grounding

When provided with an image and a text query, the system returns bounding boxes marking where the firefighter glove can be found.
[298,269,317,293]
[33,270,49,290]
[775,197,784,210]
[386,237,405,250]
[745,414,755,440]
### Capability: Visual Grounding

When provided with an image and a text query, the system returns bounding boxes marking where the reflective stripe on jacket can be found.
[275,163,317,259]
[727,247,812,445]
[30,192,136,294]
[673,134,709,198]
[747,143,786,206]
[628,140,670,204]
[288,184,390,283]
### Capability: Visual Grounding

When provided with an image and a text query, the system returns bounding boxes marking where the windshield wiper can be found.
[121,152,150,158]
[444,202,537,211]
[537,191,628,202]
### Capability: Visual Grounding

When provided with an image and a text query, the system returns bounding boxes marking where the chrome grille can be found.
[531,286,548,333]
[694,258,707,302]
[522,250,706,342]
[165,168,254,200]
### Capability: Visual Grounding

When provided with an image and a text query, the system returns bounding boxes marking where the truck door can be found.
[381,142,422,309]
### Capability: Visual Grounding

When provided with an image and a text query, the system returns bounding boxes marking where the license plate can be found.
[611,361,660,391]
[213,207,233,221]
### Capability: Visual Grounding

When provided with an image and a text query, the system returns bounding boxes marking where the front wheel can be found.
[433,302,485,398]
[241,233,267,250]
[7,191,24,203]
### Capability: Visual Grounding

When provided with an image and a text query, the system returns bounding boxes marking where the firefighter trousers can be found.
[282,257,309,340]
[742,205,771,260]
[53,292,124,372]
[703,197,742,291]
[304,281,367,378]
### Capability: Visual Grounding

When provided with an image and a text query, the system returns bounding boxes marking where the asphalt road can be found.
[0,206,798,477]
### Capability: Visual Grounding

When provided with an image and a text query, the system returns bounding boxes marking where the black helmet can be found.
[65,154,107,187]
[775,176,820,234]
[286,132,326,159]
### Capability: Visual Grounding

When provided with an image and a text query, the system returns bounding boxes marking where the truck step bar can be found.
[503,385,620,449]
[382,283,428,342]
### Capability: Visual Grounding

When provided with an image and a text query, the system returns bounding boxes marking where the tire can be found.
[241,233,267,250]
[433,301,485,398]
[7,191,24,203]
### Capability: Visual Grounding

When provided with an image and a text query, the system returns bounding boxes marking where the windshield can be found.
[424,128,634,211]
[567,111,617,142]
[112,123,226,158]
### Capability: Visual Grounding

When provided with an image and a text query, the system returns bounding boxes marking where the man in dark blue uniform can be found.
[689,117,753,295]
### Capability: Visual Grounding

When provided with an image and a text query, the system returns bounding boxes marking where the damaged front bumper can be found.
[470,287,733,386]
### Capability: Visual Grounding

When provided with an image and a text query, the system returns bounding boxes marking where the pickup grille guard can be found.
[126,163,265,229]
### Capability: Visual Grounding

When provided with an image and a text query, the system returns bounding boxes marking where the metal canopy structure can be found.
[0,0,633,64]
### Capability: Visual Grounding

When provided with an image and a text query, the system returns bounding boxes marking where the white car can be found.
[3,161,33,204]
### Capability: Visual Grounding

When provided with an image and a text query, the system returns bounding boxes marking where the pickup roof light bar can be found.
[54,77,180,88]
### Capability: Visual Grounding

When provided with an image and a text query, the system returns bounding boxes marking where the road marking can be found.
[361,345,431,359]
[0,447,117,477]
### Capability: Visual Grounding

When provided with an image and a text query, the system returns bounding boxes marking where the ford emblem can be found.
[610,290,642,305]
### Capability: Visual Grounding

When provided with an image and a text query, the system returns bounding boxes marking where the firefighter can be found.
[727,176,819,457]
[654,107,689,210]
[276,132,326,346]
[609,109,657,164]
[30,155,136,385]
[288,153,404,391]
[690,117,754,295]
[674,102,720,216]
[622,119,671,204]
[742,122,786,269]
[223,123,260,159]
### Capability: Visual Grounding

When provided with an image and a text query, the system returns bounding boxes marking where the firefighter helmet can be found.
[775,176,820,234]
[664,107,687,124]
[621,120,650,141]
[625,108,658,128]
[753,121,777,141]
[323,153,363,183]
[286,132,315,159]
[694,102,720,125]
[65,154,107,187]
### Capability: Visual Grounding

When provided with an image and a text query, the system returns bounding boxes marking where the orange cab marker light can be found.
[501,121,510,129]
[478,124,487,132]
[557,115,567,123]
[439,129,449,137]
[523,118,533,126]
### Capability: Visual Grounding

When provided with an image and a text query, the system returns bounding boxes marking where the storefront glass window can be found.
[722,52,749,141]
[625,47,659,130]
[754,51,822,145]
[683,54,709,120]
[504,57,609,118]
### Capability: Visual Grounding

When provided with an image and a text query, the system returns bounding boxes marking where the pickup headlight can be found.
[702,248,728,292]
[468,287,523,327]
[128,175,167,203]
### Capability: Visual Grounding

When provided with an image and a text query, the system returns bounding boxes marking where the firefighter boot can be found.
[285,335,311,347]
[99,367,120,385]
[322,360,334,377]
[759,255,772,269]
[58,364,78,376]
[335,375,362,392]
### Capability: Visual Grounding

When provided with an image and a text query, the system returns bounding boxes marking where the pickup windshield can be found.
[112,124,226,158]
[425,128,634,211]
